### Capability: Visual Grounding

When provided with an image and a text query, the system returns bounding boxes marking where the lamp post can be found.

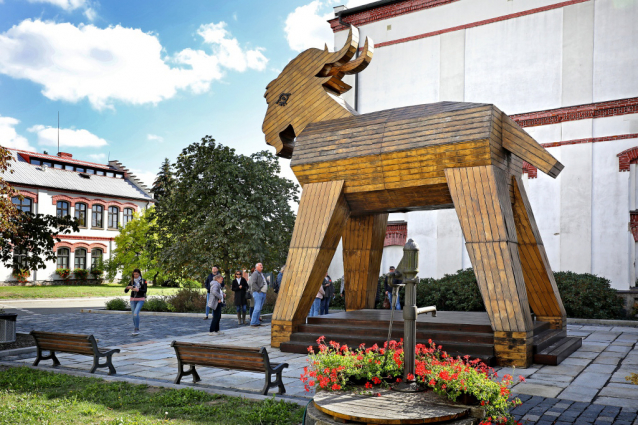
[391,239,437,392]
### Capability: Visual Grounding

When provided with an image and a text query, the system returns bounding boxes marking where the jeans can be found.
[250,292,266,325]
[236,304,247,313]
[205,292,210,316]
[309,298,321,317]
[209,303,222,332]
[130,300,145,329]
[388,292,401,310]
[320,297,331,315]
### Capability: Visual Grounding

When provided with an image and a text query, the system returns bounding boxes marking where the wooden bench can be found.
[171,341,289,395]
[31,331,120,375]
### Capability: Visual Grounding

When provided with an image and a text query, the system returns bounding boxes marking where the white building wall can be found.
[326,0,638,290]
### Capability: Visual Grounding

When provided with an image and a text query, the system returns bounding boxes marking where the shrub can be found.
[11,269,30,284]
[55,268,71,280]
[554,271,625,319]
[73,268,89,280]
[417,269,484,312]
[105,298,129,310]
[167,288,207,313]
[143,296,171,312]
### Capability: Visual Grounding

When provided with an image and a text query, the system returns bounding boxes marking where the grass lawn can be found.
[0,366,304,424]
[0,284,183,300]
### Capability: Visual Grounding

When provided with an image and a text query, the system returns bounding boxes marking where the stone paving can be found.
[1,313,637,423]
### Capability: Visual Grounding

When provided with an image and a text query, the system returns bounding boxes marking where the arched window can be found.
[12,196,32,213]
[92,205,104,228]
[74,248,87,269]
[123,208,134,226]
[57,248,70,269]
[91,248,103,269]
[75,202,87,227]
[56,201,70,217]
[108,206,119,228]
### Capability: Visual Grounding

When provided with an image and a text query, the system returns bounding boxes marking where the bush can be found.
[167,288,207,313]
[417,269,484,312]
[55,268,71,280]
[142,296,172,312]
[554,271,625,319]
[73,268,89,280]
[105,297,129,310]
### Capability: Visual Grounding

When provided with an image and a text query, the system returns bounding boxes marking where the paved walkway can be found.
[1,313,637,423]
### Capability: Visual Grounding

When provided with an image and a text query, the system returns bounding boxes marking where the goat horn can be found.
[328,36,374,76]
[329,25,359,66]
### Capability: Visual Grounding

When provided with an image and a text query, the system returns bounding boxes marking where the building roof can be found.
[3,148,154,202]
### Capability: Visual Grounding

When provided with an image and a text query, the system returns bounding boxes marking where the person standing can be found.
[208,274,225,334]
[320,273,334,315]
[309,285,325,317]
[125,268,147,336]
[248,263,267,327]
[274,265,285,294]
[231,269,248,325]
[384,266,402,310]
[203,266,222,320]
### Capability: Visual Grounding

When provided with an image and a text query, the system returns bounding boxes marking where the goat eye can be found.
[276,93,291,107]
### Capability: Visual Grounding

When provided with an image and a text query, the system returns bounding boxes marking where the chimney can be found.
[58,152,73,158]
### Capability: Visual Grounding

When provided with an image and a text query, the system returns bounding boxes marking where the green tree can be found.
[0,212,79,271]
[0,147,21,233]
[106,206,168,285]
[151,158,174,205]
[156,136,299,281]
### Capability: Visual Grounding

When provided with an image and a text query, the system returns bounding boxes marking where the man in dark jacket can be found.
[320,273,334,315]
[384,266,402,310]
[203,266,222,319]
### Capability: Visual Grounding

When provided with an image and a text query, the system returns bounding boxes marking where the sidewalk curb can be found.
[0,346,37,358]
[80,309,274,320]
[0,361,309,406]
[567,318,638,327]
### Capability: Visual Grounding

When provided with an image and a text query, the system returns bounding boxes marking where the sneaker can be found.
[131,330,139,336]
[203,316,209,320]
[250,324,261,327]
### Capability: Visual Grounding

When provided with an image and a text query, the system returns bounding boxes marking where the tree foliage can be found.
[155,136,298,281]
[0,212,79,271]
[105,206,169,285]
[0,147,21,233]
[151,158,174,205]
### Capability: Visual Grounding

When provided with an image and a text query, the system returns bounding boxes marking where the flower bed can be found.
[301,337,524,425]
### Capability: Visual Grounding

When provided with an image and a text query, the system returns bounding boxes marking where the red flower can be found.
[307,346,314,353]
[365,382,373,389]
[407,373,415,381]
[518,375,526,382]
[376,392,381,397]
[428,379,436,386]
[331,384,341,391]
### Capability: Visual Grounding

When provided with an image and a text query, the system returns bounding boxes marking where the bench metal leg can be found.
[89,354,117,375]
[261,372,272,395]
[175,362,200,385]
[275,371,286,395]
[34,349,60,367]
[261,371,286,395]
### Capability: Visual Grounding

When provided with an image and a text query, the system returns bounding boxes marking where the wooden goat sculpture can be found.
[263,26,566,366]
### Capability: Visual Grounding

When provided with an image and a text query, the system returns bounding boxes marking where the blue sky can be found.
[0,0,367,186]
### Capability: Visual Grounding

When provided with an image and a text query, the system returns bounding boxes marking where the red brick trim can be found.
[540,133,638,149]
[17,190,38,203]
[512,98,638,128]
[89,243,108,250]
[50,195,139,210]
[385,222,407,247]
[10,183,154,204]
[523,162,538,179]
[329,0,459,32]
[344,0,589,49]
[617,146,638,172]
[53,241,74,251]
[54,235,115,242]
[53,241,109,252]
[51,194,74,206]
[631,211,638,242]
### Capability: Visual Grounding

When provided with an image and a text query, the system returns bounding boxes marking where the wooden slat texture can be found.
[511,176,566,329]
[342,213,388,310]
[271,181,350,347]
[445,165,534,367]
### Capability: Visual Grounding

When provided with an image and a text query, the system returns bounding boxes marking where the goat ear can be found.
[324,43,329,52]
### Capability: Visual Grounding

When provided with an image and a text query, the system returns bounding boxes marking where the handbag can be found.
[382,295,391,309]
[246,291,252,300]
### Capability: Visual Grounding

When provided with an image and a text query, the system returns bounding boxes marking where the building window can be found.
[91,249,103,269]
[106,172,115,178]
[92,205,104,228]
[14,247,27,269]
[64,164,74,171]
[31,159,41,166]
[12,196,32,213]
[74,248,87,269]
[57,248,70,269]
[75,203,87,227]
[96,170,105,176]
[56,201,70,218]
[54,164,63,169]
[384,221,408,247]
[123,208,134,226]
[108,206,119,228]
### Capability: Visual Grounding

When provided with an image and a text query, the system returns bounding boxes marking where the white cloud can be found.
[87,153,106,161]
[27,124,108,148]
[147,134,164,143]
[27,0,87,11]
[284,1,375,52]
[0,19,268,110]
[0,116,36,151]
[83,7,97,21]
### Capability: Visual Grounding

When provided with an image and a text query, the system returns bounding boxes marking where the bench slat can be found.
[178,356,264,371]
[32,331,92,340]
[172,342,262,352]
[35,343,95,355]
[174,349,263,364]
[174,345,263,357]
